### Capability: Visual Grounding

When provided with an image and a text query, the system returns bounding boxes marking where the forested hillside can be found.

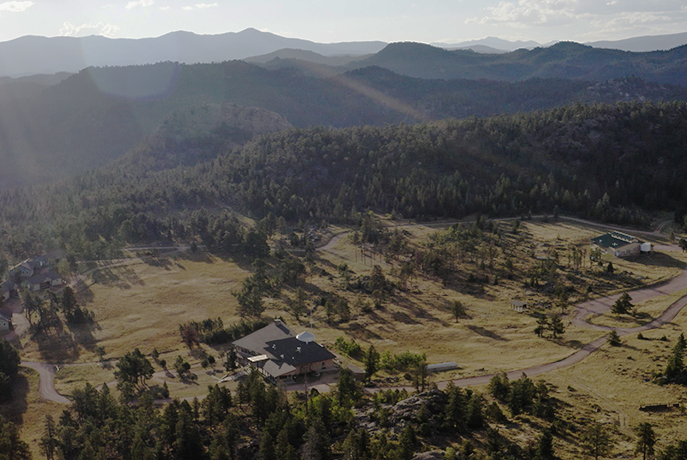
[1,58,685,189]
[0,101,685,264]
[347,41,687,84]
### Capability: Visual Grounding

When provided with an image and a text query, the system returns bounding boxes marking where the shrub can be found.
[335,336,362,358]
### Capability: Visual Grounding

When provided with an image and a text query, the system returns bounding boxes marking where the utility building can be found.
[591,231,644,257]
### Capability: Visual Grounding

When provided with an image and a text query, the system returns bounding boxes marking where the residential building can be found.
[233,319,336,381]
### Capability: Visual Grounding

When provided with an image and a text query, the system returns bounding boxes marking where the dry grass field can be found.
[6,216,687,456]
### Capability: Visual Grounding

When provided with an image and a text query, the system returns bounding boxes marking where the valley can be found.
[2,26,687,460]
[3,215,687,458]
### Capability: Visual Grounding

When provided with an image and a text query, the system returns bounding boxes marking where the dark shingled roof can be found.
[233,321,293,352]
[1,281,16,293]
[233,321,336,377]
[265,337,336,367]
[591,231,641,249]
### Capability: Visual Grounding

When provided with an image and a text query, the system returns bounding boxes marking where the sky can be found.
[0,0,686,45]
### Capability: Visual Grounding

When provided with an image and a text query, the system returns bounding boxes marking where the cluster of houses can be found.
[1,252,67,332]
[233,319,336,382]
[2,251,66,302]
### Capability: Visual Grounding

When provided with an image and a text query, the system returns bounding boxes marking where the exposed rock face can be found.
[388,389,447,426]
[353,389,448,437]
[411,451,446,460]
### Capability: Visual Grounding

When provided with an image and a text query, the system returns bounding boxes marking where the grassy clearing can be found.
[301,219,681,378]
[20,253,250,363]
[53,363,118,396]
[545,315,687,457]
[12,217,687,454]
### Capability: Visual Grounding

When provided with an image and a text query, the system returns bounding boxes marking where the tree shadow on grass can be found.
[141,256,173,270]
[628,252,686,269]
[35,328,80,362]
[390,311,420,325]
[345,321,383,341]
[91,265,144,289]
[176,251,215,264]
[74,279,95,304]
[466,325,508,341]
[0,373,29,425]
[66,321,100,353]
[394,295,450,327]
[563,339,585,350]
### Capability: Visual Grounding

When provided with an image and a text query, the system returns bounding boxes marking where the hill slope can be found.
[2,59,686,189]
[2,101,686,260]
[347,41,687,84]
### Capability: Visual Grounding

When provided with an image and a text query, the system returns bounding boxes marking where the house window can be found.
[321,362,326,369]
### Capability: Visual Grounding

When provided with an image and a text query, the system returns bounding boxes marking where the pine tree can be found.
[581,422,614,460]
[363,346,380,381]
[635,423,656,460]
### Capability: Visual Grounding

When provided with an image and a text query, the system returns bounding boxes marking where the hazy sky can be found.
[0,0,686,44]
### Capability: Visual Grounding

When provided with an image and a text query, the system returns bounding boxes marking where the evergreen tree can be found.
[581,422,614,460]
[533,428,554,460]
[612,292,634,315]
[364,346,380,381]
[635,423,657,460]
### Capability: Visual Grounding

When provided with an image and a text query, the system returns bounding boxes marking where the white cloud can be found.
[126,0,154,10]
[159,5,169,10]
[182,3,218,10]
[0,1,33,13]
[60,21,120,37]
[467,0,687,30]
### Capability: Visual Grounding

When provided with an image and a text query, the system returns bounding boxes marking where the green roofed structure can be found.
[591,231,650,257]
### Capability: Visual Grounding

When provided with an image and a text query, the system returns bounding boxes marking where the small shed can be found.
[510,300,528,312]
[640,242,652,253]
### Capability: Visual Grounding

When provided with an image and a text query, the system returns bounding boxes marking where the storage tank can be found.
[296,331,315,343]
[640,242,652,253]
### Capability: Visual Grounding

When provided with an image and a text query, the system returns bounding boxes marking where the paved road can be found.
[573,269,687,331]
[21,361,70,404]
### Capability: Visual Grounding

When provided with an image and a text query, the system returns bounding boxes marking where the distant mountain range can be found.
[336,41,687,85]
[587,32,687,52]
[2,29,687,77]
[1,57,685,189]
[0,28,386,77]
[433,37,543,52]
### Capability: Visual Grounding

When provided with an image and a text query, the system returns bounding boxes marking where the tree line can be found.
[2,101,687,267]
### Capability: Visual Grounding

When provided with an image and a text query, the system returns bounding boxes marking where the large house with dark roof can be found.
[591,231,651,257]
[233,320,336,381]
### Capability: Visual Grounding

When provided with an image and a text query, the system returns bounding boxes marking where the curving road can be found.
[21,361,70,404]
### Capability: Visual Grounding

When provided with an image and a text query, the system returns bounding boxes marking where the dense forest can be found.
[0,101,686,265]
[1,54,686,188]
